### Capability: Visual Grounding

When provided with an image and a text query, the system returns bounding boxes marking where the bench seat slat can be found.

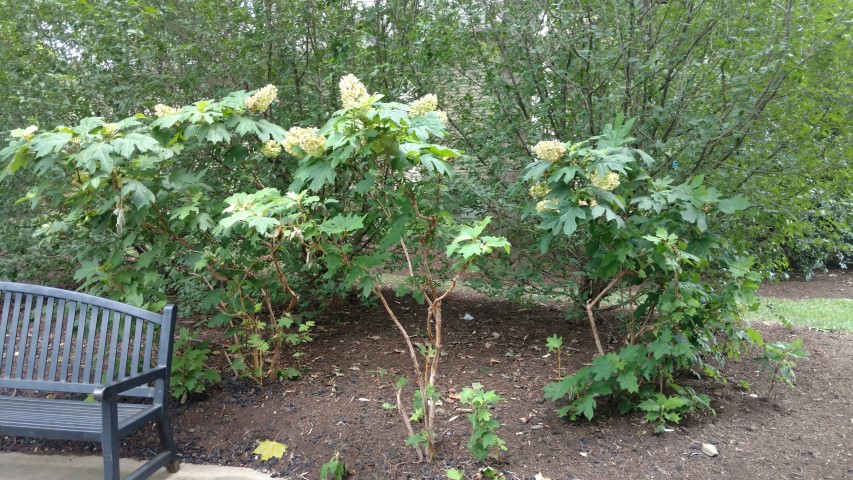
[0,397,159,441]
[0,378,154,397]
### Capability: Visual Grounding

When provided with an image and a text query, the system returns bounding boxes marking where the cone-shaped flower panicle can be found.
[411,94,438,115]
[299,131,326,157]
[339,74,369,109]
[283,126,326,157]
[246,84,278,113]
[532,140,565,163]
[283,127,309,156]
[536,199,559,213]
[10,125,38,140]
[435,110,448,124]
[588,171,621,191]
[528,182,550,199]
[260,140,282,158]
[154,104,179,117]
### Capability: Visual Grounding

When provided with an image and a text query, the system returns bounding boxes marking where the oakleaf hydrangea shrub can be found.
[0,86,326,388]
[3,75,510,460]
[525,116,771,429]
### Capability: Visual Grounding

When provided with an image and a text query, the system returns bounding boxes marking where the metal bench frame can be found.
[0,282,180,480]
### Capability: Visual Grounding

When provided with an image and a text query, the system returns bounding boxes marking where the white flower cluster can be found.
[283,126,326,157]
[246,84,278,113]
[154,104,179,117]
[528,182,550,199]
[435,110,448,124]
[10,125,38,140]
[299,131,326,156]
[410,93,438,116]
[260,140,282,158]
[339,74,369,109]
[532,140,566,163]
[223,198,254,214]
[535,199,559,213]
[588,171,621,191]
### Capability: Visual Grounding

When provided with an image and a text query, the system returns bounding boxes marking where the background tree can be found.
[1,0,850,285]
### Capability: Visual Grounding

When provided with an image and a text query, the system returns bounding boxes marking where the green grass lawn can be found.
[746,298,853,333]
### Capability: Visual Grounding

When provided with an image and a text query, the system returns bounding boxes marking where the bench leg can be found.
[156,413,180,473]
[102,402,121,480]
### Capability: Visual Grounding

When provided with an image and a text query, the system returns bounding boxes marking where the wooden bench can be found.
[0,281,180,480]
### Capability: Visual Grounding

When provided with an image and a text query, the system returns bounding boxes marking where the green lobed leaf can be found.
[31,132,72,157]
[319,213,365,235]
[616,372,639,393]
[121,180,156,208]
[716,195,750,214]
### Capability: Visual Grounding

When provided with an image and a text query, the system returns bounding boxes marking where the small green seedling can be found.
[459,383,507,460]
[446,467,465,480]
[545,334,564,377]
[754,338,807,397]
[477,466,506,479]
[637,393,689,433]
[320,451,347,479]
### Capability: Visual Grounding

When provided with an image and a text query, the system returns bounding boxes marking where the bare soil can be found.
[3,273,853,479]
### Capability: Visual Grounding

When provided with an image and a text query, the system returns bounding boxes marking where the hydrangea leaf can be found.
[253,440,287,461]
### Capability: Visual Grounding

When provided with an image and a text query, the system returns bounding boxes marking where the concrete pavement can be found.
[0,452,272,480]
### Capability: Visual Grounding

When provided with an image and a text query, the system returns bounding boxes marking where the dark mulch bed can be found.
[3,272,852,479]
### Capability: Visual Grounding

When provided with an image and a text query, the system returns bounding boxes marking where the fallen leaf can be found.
[492,332,501,339]
[579,451,589,457]
[253,440,287,461]
[535,474,551,480]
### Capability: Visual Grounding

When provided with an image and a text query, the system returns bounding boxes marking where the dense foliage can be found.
[1,0,849,276]
[0,0,844,463]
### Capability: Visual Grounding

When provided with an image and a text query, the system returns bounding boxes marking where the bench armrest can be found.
[92,366,170,401]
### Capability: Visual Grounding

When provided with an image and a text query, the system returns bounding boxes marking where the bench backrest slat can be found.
[104,312,122,384]
[0,292,12,375]
[22,295,44,380]
[143,324,154,374]
[70,302,87,383]
[81,305,99,384]
[35,297,56,380]
[57,300,76,382]
[130,316,143,377]
[94,308,112,383]
[14,294,33,379]
[45,298,65,381]
[3,292,24,378]
[0,282,176,399]
[117,314,132,380]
